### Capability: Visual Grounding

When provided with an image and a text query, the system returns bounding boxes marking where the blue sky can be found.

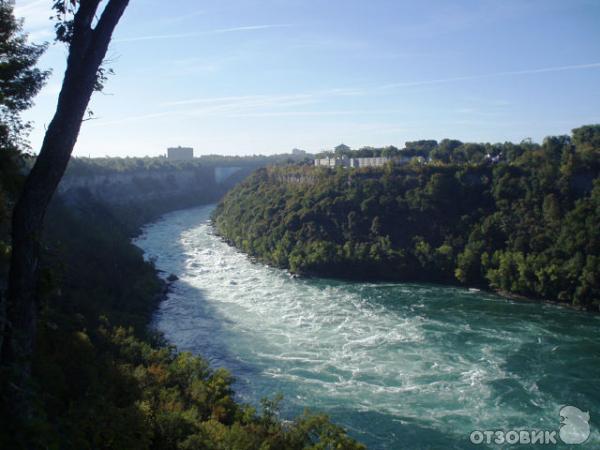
[14,0,600,157]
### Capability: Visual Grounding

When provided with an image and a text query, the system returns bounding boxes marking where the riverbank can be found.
[213,224,595,314]
[138,205,600,450]
[213,145,600,311]
[1,190,365,449]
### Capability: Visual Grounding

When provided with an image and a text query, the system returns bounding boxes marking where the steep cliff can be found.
[58,166,219,205]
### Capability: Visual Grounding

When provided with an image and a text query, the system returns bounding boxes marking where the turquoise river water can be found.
[134,205,600,449]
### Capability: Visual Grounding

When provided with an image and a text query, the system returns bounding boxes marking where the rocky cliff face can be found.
[58,166,221,205]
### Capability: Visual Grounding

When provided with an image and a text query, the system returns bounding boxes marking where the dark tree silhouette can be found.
[1,0,130,415]
[0,0,49,368]
[0,1,49,152]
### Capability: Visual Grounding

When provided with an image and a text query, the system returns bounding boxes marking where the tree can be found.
[0,0,48,153]
[431,139,463,163]
[0,0,48,371]
[404,140,437,158]
[572,124,600,154]
[1,0,130,418]
[334,143,352,156]
[381,145,399,158]
[542,135,571,162]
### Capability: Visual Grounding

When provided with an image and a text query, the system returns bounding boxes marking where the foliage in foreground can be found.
[28,323,363,450]
[0,0,47,282]
[0,194,364,449]
[214,126,600,309]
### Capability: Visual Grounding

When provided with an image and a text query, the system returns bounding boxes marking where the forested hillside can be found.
[0,189,362,450]
[1,181,364,449]
[0,147,362,449]
[214,126,600,310]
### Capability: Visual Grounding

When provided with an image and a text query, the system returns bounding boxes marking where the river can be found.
[134,205,600,449]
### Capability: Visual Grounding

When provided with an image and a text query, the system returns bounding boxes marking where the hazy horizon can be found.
[15,0,600,158]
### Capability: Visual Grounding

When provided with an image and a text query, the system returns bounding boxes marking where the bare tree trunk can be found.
[0,0,130,418]
[0,290,5,363]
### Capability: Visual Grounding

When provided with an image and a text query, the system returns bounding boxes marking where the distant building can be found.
[167,146,194,160]
[349,157,390,168]
[314,155,349,168]
[314,155,393,168]
[314,157,331,167]
[485,153,502,163]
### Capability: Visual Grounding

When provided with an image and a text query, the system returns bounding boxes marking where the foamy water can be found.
[134,205,600,449]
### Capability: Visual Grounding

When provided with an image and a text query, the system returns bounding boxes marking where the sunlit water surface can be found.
[134,205,600,449]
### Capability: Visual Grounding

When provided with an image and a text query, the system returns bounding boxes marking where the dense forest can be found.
[1,152,364,449]
[214,126,600,310]
[2,157,364,448]
[1,192,364,449]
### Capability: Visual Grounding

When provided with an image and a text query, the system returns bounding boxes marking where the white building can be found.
[314,155,348,167]
[167,146,194,160]
[314,155,392,168]
[350,157,390,168]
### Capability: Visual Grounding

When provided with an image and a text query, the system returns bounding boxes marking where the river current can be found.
[134,205,599,449]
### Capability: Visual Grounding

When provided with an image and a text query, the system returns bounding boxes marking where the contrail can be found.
[114,24,293,43]
[381,62,600,89]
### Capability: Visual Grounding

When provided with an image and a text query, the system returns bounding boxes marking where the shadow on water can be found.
[137,208,267,395]
[137,207,336,405]
[154,277,270,398]
[302,407,495,450]
[499,339,600,419]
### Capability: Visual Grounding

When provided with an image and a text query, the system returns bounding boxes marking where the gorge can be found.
[136,205,600,449]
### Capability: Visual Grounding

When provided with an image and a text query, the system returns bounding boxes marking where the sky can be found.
[13,0,600,157]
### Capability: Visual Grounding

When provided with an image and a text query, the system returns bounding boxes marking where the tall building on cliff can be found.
[167,146,194,160]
